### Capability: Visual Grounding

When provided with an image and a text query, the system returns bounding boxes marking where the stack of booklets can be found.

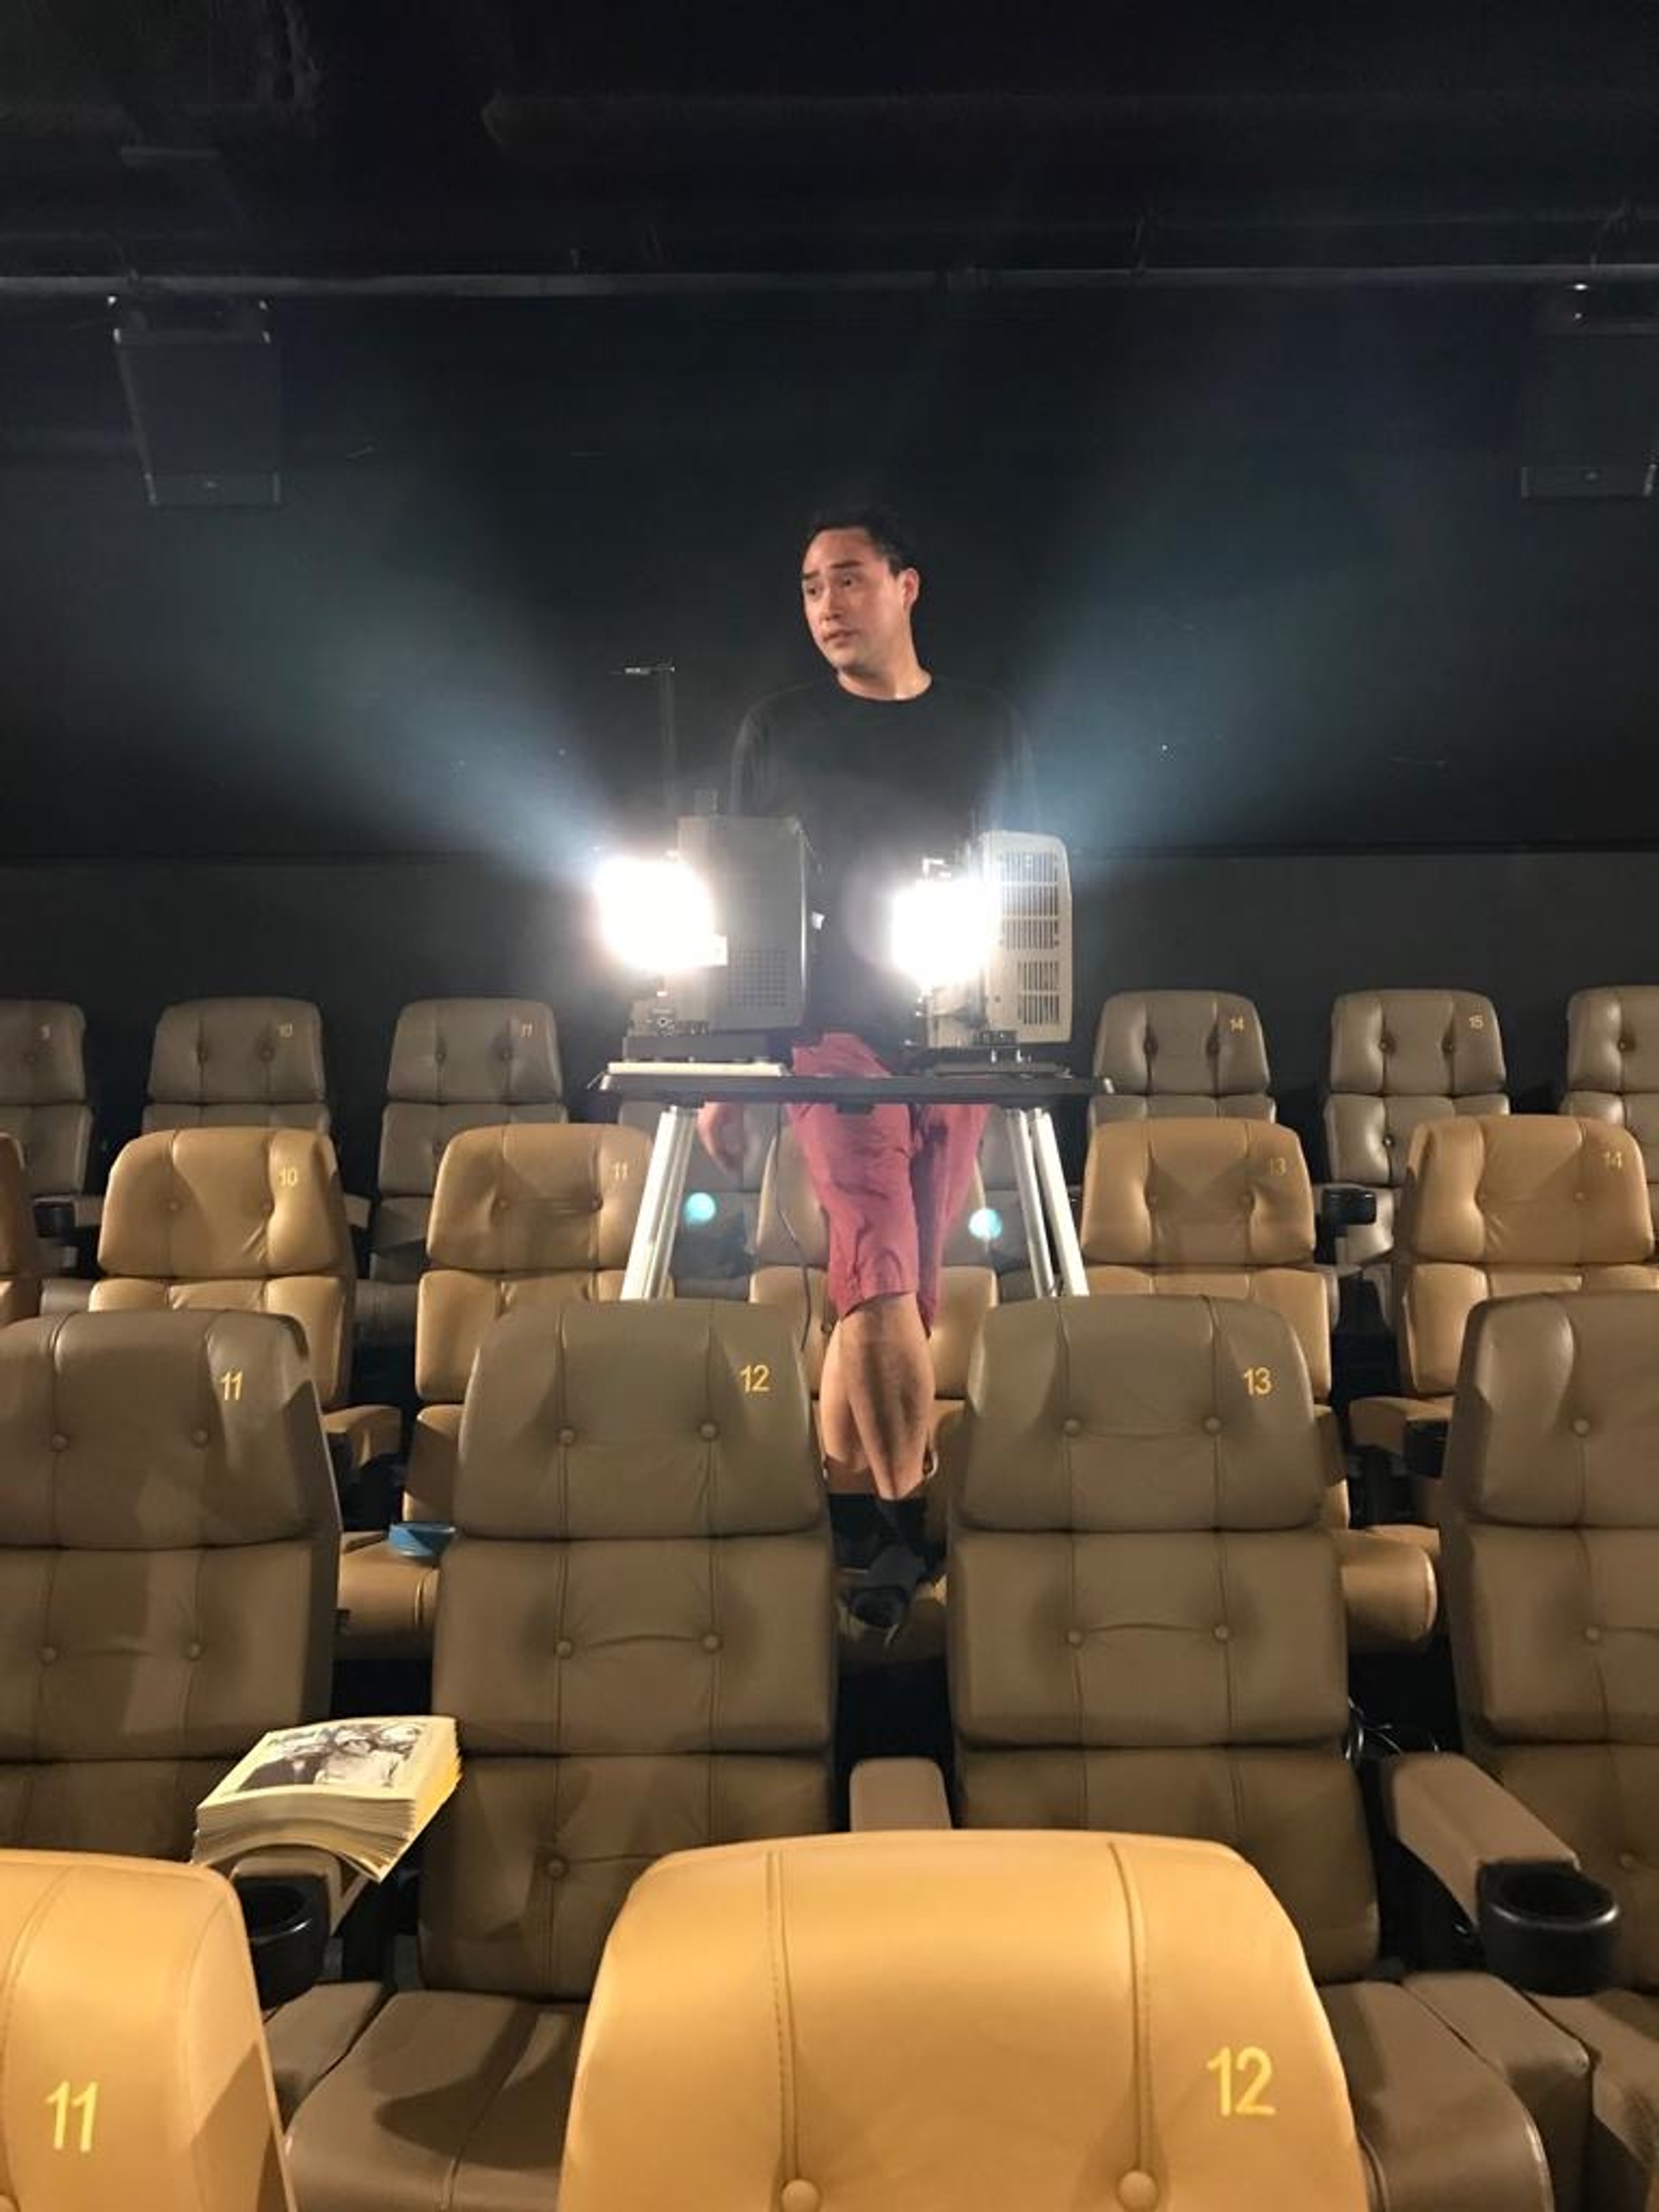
[195,1715,461,1882]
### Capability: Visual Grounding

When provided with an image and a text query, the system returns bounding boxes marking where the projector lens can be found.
[682,1191,719,1227]
[968,1206,1004,1244]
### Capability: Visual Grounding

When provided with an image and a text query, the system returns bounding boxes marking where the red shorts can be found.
[788,1033,989,1335]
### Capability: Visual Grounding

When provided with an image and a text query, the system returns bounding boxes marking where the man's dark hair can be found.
[803,503,919,576]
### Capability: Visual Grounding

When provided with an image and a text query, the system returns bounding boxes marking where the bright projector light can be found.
[596,855,722,974]
[889,869,998,992]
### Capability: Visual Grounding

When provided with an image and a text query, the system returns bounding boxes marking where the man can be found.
[700,505,1033,1588]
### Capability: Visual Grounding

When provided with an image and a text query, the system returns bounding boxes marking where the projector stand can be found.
[599,1063,1096,1303]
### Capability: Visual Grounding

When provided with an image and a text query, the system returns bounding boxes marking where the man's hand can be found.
[697,1100,748,1178]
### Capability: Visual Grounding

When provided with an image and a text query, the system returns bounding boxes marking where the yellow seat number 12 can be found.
[1207,2045,1276,2118]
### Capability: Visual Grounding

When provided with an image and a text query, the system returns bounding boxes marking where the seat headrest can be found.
[0,1310,339,1549]
[1400,1116,1653,1267]
[455,1300,824,1539]
[1328,989,1505,1097]
[1567,986,1659,1096]
[1446,1291,1659,1528]
[0,1134,42,1275]
[561,1831,1367,2212]
[427,1123,647,1273]
[387,998,564,1106]
[957,1297,1325,1532]
[1093,989,1271,1099]
[98,1129,349,1281]
[0,1000,86,1104]
[148,998,326,1108]
[1080,1119,1314,1267]
[0,1852,292,2212]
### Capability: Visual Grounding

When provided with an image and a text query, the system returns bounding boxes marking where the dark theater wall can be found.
[1,847,1654,1192]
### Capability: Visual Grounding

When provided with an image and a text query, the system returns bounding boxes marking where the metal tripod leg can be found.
[621,1105,697,1300]
[1003,1106,1058,1300]
[1032,1107,1088,1296]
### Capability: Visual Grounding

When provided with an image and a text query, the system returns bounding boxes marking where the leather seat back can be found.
[1440,1291,1659,1991]
[92,1128,356,1409]
[0,1852,296,2210]
[0,1133,43,1326]
[373,999,567,1285]
[0,999,92,1199]
[1090,990,1273,1127]
[420,1299,834,2001]
[144,999,331,1134]
[1563,985,1659,1211]
[1080,1119,1331,1399]
[561,1831,1367,2212]
[749,1122,996,1404]
[1394,1117,1659,1398]
[949,1295,1379,1984]
[407,1123,650,1518]
[0,1309,339,1856]
[1324,989,1508,1266]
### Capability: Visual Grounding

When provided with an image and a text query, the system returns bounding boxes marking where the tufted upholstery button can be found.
[434,1045,447,1064]
[191,1428,210,1447]
[544,1856,568,1881]
[1065,1628,1085,1649]
[1118,2174,1160,2210]
[1621,1038,1634,1054]
[1380,1035,1392,1054]
[1619,1851,1640,1873]
[1213,1623,1231,1643]
[558,1427,576,1446]
[1062,1417,1082,1437]
[1145,1034,1158,1056]
[1572,1417,1592,1437]
[1585,1625,1603,1644]
[555,1639,574,1660]
[39,1647,56,1664]
[186,1641,203,1660]
[1383,1133,1396,1147]
[259,1043,275,1061]
[702,1633,723,1655]
[1203,1415,1222,1434]
[780,2184,822,2212]
[49,1433,68,1452]
[168,1199,181,1213]
[699,1421,719,1441]
[1239,1192,1254,1210]
[492,1196,508,1215]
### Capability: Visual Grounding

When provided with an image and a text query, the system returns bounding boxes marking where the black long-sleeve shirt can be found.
[728,676,1036,1051]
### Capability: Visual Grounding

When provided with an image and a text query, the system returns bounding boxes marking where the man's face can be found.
[800,527,919,677]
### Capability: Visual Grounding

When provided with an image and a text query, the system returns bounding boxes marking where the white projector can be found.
[897,830,1073,1054]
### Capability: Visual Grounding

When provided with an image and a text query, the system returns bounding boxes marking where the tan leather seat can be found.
[1439,1290,1659,2212]
[617,1098,782,1296]
[0,1306,373,2116]
[970,1110,1037,1293]
[1080,1119,1437,1652]
[1090,987,1275,1127]
[286,1299,836,2212]
[357,998,569,1351]
[337,1121,650,1657]
[1350,1117,1659,1522]
[143,998,331,1133]
[89,1127,400,1480]
[1563,985,1659,1217]
[0,1132,43,1326]
[0,998,93,1201]
[561,1830,1369,2212]
[1324,989,1508,1283]
[0,1852,296,2210]
[949,1294,1576,2212]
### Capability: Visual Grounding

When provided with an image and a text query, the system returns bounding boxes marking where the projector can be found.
[597,816,1072,1062]
[899,831,1073,1057]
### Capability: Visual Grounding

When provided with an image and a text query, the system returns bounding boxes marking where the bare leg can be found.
[818,1326,876,1494]
[834,1292,933,1502]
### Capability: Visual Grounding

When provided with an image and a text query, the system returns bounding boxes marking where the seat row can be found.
[5,1288,1659,2209]
[12,982,1659,1315]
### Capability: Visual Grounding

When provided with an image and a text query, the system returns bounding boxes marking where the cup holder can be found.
[237,1873,329,2008]
[1477,1859,1619,1997]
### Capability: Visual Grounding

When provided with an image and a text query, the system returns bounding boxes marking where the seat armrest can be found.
[849,1758,953,1832]
[322,1402,403,1479]
[1318,1183,1379,1230]
[1382,1754,1579,1920]
[1403,1417,1450,1481]
[343,1191,372,1232]
[194,1844,369,2008]
[1350,1394,1452,1458]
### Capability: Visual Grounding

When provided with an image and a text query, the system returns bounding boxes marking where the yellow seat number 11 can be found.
[47,2079,99,2153]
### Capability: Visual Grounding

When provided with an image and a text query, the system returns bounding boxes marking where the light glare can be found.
[595,855,721,973]
[889,870,997,991]
[968,1206,1004,1244]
